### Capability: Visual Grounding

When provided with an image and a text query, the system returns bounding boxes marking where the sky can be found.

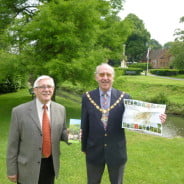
[118,0,184,45]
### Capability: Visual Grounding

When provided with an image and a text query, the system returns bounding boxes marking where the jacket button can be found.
[104,144,107,147]
[104,133,107,136]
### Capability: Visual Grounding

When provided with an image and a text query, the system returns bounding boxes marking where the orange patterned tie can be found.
[42,104,51,158]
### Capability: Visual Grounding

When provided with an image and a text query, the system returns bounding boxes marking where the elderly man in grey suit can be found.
[6,75,68,184]
[81,63,167,184]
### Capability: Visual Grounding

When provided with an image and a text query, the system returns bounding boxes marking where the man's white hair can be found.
[33,75,55,88]
[95,63,115,76]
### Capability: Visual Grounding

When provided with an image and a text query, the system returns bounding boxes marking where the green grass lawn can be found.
[54,131,184,184]
[174,74,184,79]
[0,87,184,184]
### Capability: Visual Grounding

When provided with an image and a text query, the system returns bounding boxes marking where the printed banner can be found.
[122,99,166,135]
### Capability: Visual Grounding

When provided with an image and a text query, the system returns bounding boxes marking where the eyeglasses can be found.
[36,85,54,89]
[98,72,112,77]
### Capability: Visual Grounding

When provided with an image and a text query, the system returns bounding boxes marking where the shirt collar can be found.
[36,98,51,110]
[99,88,111,97]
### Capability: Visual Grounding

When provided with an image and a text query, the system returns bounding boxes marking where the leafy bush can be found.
[0,75,28,94]
[0,78,20,94]
[178,69,184,74]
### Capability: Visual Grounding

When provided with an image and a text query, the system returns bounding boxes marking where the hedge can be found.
[115,67,143,75]
[123,68,143,75]
[150,69,179,76]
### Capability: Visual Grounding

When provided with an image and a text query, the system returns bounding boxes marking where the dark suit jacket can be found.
[81,88,131,166]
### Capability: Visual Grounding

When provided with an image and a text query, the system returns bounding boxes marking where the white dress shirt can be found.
[36,98,51,128]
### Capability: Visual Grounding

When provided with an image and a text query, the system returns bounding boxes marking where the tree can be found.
[123,14,151,62]
[17,0,112,86]
[0,0,43,90]
[163,42,173,49]
[149,39,162,50]
[0,50,28,93]
[169,41,184,69]
[12,0,129,86]
[109,0,124,13]
[97,14,131,66]
[169,16,184,69]
[0,0,40,47]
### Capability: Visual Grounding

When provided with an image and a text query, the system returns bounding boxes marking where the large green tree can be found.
[13,0,129,86]
[123,13,150,62]
[17,0,110,86]
[98,14,131,66]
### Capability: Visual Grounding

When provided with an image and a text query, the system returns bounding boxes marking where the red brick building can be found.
[149,49,173,69]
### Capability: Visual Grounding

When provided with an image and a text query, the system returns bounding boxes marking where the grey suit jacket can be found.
[6,100,68,184]
[81,88,131,166]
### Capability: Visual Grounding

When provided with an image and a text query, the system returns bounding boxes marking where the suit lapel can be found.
[50,102,56,128]
[93,88,101,107]
[29,100,42,132]
[107,88,118,128]
[90,89,104,128]
[110,88,117,107]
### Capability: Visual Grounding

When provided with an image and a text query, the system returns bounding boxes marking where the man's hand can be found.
[7,175,17,183]
[159,113,167,123]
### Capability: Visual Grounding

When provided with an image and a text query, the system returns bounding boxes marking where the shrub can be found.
[150,69,179,76]
[178,69,184,74]
[0,77,20,94]
[0,75,28,94]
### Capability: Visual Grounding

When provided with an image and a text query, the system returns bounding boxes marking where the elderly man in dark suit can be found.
[81,63,166,184]
[6,75,68,184]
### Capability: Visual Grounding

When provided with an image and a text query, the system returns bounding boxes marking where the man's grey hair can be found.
[33,75,55,88]
[95,63,115,76]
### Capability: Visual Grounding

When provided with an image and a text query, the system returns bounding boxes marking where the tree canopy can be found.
[1,0,130,88]
[123,13,151,63]
[149,39,162,50]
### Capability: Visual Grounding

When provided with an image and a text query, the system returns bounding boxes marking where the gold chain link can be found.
[86,91,124,114]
